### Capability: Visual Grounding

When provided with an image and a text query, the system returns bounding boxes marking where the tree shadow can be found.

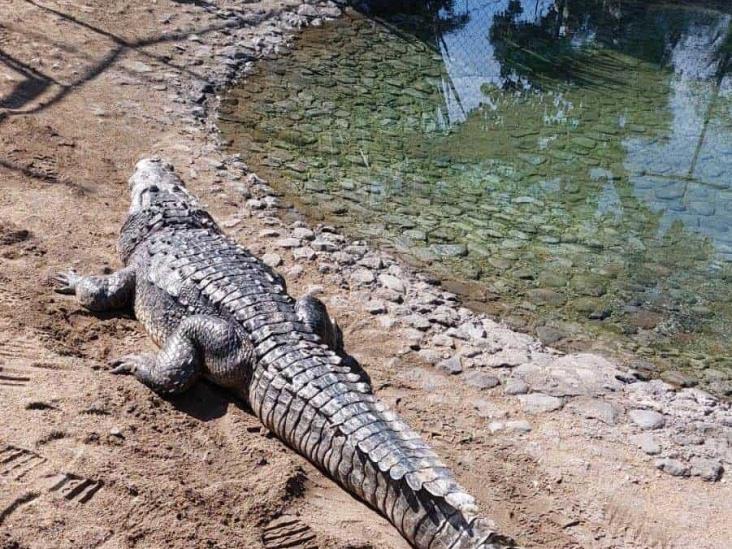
[0,0,254,118]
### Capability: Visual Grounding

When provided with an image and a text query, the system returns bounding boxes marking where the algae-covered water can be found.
[220,0,732,393]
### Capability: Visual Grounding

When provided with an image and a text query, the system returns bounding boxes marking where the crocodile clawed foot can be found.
[52,269,81,295]
[109,353,155,375]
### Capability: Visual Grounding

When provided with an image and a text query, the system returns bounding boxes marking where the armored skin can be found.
[54,158,515,549]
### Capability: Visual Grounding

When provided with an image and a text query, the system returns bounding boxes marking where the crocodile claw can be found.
[109,354,154,375]
[52,269,81,295]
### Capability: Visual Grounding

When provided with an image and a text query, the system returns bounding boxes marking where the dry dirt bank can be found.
[0,1,730,548]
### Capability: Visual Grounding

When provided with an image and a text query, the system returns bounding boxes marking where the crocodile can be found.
[53,158,515,549]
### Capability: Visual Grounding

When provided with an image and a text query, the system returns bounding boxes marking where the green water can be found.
[220,0,732,394]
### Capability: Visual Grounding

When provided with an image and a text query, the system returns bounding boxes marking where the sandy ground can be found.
[0,1,730,548]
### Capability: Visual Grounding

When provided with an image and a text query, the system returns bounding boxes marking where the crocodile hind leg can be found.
[53,267,136,312]
[295,294,343,353]
[110,315,255,395]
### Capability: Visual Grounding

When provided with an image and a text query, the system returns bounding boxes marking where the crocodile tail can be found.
[249,351,515,549]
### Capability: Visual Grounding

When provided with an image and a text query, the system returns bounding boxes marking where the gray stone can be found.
[350,268,375,285]
[518,393,564,414]
[629,409,666,430]
[379,274,406,294]
[406,314,431,331]
[311,238,337,252]
[536,325,566,345]
[660,370,698,388]
[484,349,528,368]
[527,288,567,306]
[488,420,532,434]
[431,334,454,348]
[504,379,530,395]
[464,371,500,390]
[332,251,355,265]
[568,398,622,425]
[690,458,723,482]
[630,433,662,455]
[431,244,468,257]
[261,253,282,268]
[292,247,316,261]
[417,349,443,366]
[437,356,463,375]
[460,321,487,340]
[473,399,508,419]
[655,458,690,477]
[365,300,386,315]
[376,288,403,303]
[403,328,424,349]
[286,265,304,279]
[358,255,384,270]
[292,227,315,240]
[275,237,300,249]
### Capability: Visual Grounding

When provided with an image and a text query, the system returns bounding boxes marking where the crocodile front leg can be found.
[111,315,254,395]
[53,267,135,312]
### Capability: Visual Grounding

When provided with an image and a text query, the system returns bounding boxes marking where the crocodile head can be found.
[118,158,217,262]
[127,157,199,215]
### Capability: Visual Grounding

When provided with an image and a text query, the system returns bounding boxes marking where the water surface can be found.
[220,0,732,393]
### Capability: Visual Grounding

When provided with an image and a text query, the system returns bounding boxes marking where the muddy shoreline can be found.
[0,1,730,548]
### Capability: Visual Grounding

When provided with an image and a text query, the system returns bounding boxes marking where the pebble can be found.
[332,251,355,265]
[246,198,265,210]
[293,227,315,240]
[504,379,530,395]
[379,274,406,293]
[312,238,337,252]
[350,268,375,285]
[379,316,397,329]
[568,398,621,425]
[485,349,528,368]
[406,314,431,331]
[376,288,404,303]
[536,325,566,345]
[275,237,300,249]
[629,409,666,430]
[655,458,690,477]
[293,247,316,260]
[689,458,723,482]
[365,300,387,314]
[417,349,443,365]
[358,255,384,269]
[432,333,455,348]
[473,399,508,419]
[464,371,500,390]
[660,370,697,388]
[437,356,463,375]
[630,433,662,455]
[261,252,282,268]
[286,265,304,279]
[526,288,567,306]
[518,393,564,414]
[403,328,424,350]
[431,243,468,257]
[488,420,532,434]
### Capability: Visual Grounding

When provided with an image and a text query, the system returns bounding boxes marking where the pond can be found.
[219,0,732,394]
